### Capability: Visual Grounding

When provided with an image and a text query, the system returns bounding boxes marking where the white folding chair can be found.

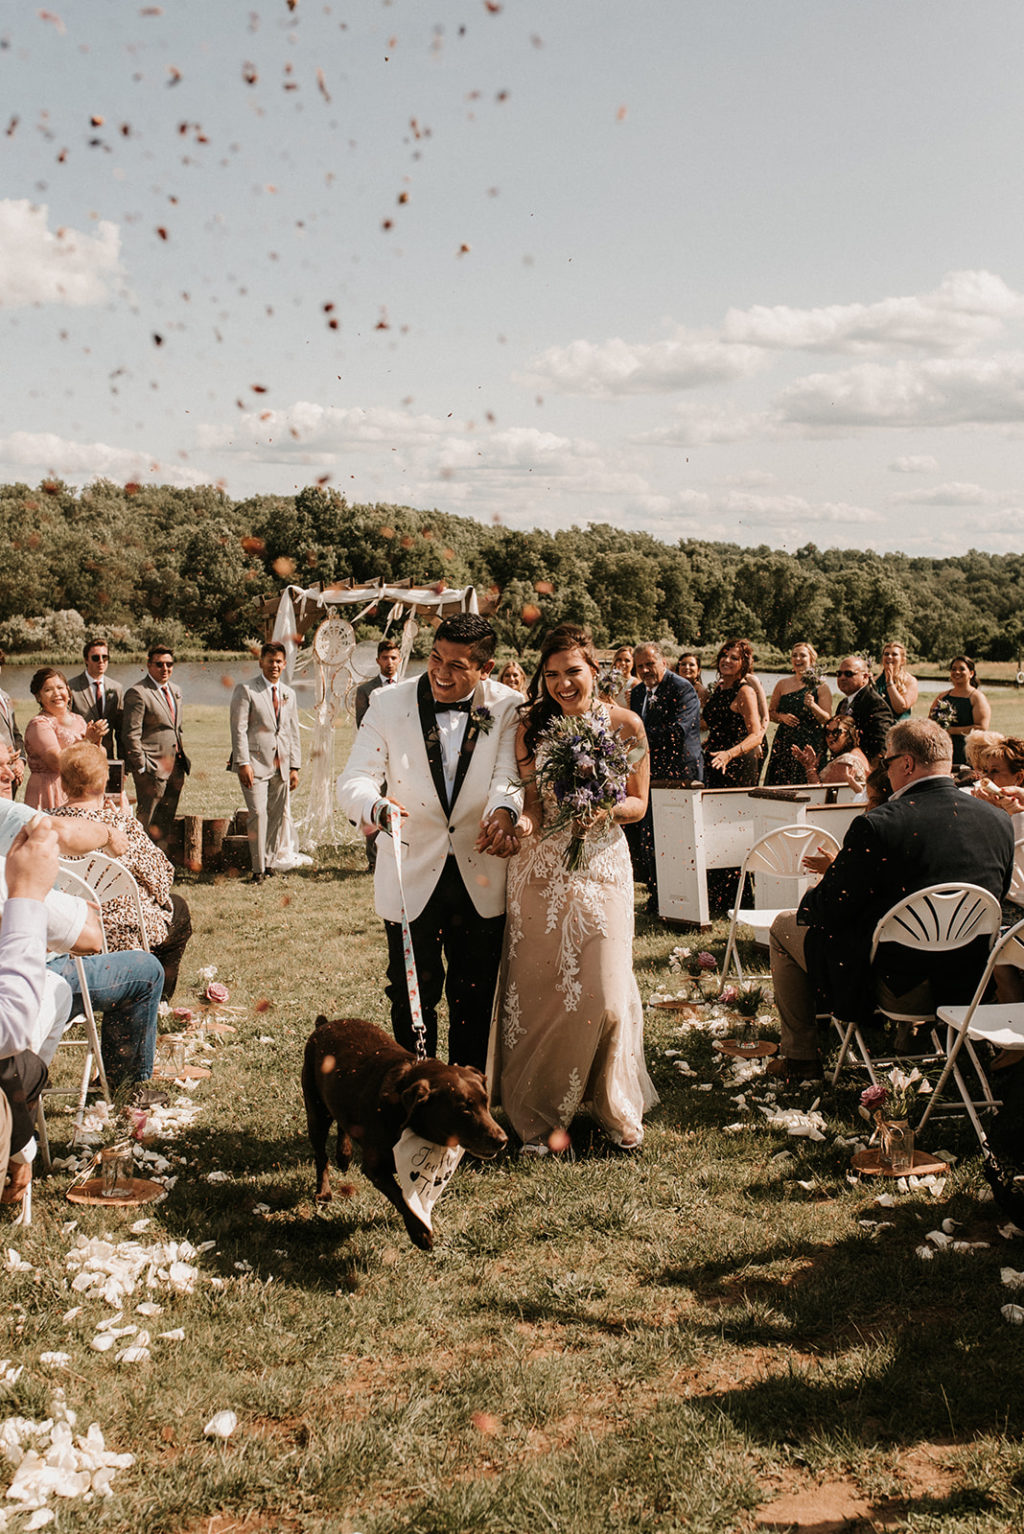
[35,864,114,1171]
[63,850,151,953]
[830,883,1003,1087]
[722,825,841,983]
[918,915,1024,1145]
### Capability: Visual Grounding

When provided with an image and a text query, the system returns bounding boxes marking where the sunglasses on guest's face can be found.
[836,669,861,679]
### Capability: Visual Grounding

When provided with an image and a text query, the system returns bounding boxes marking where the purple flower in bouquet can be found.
[931,697,956,730]
[697,951,718,972]
[522,710,645,871]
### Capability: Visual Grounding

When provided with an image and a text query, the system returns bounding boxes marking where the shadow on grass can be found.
[656,1212,1024,1445]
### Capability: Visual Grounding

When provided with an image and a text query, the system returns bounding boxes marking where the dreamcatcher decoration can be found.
[302,610,359,848]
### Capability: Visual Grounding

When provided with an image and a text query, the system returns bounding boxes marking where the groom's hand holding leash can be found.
[475,808,520,859]
[367,797,408,836]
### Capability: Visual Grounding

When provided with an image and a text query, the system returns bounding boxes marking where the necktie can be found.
[434,700,471,714]
[95,681,104,712]
[272,684,280,721]
[162,686,175,722]
[838,698,850,716]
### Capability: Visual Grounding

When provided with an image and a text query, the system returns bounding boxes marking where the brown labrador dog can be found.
[301,1016,507,1250]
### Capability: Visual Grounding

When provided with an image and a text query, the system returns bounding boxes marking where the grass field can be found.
[3,694,1024,1532]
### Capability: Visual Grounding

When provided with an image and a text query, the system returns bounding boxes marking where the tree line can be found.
[3,478,1022,662]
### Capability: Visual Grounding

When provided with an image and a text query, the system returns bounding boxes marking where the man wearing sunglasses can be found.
[68,639,124,759]
[834,655,893,768]
[767,718,1013,1083]
[121,646,191,843]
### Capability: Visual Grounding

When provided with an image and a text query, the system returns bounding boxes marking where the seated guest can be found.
[793,714,870,800]
[768,719,1014,1083]
[53,742,192,999]
[966,730,1024,1065]
[0,816,70,1204]
[24,668,107,809]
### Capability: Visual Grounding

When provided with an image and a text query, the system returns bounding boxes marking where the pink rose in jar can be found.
[204,981,230,1005]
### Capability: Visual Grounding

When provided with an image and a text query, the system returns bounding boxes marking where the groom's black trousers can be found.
[384,855,505,1072]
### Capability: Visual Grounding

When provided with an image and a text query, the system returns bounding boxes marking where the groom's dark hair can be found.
[435,614,497,666]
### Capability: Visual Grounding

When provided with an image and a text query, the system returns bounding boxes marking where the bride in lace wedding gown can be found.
[488,624,659,1151]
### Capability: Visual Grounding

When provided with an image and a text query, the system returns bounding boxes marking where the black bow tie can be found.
[434,700,472,714]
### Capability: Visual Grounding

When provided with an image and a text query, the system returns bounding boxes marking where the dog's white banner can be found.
[394,1129,464,1232]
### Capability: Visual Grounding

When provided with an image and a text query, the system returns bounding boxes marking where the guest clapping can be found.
[875,642,918,721]
[703,640,764,787]
[930,656,991,766]
[53,741,192,999]
[24,669,107,809]
[793,715,869,800]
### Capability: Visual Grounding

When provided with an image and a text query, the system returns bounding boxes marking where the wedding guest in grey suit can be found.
[68,638,124,759]
[229,642,301,884]
[0,652,25,798]
[121,646,191,842]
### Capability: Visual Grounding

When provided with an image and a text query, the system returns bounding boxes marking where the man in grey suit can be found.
[68,638,124,759]
[121,646,191,843]
[229,642,301,884]
[0,651,25,798]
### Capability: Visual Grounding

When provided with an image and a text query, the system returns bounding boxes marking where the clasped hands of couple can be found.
[371,801,611,860]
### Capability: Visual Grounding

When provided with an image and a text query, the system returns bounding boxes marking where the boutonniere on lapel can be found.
[470,705,494,736]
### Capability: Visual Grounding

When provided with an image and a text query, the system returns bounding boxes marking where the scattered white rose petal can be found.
[206,1171,230,1183]
[722,1123,747,1135]
[157,1328,185,1341]
[916,1245,935,1260]
[6,1249,33,1273]
[38,1353,71,1369]
[252,1203,270,1215]
[61,1307,82,1324]
[130,1219,152,1233]
[91,1335,116,1353]
[941,1218,960,1235]
[926,1229,952,1249]
[116,1346,151,1364]
[136,1302,163,1317]
[204,1411,238,1439]
[1001,1303,1024,1324]
[998,1222,1024,1240]
[874,1193,896,1207]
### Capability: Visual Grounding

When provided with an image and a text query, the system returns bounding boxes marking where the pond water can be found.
[0,660,1000,708]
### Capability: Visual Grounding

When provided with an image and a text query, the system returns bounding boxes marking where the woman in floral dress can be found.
[489,624,658,1153]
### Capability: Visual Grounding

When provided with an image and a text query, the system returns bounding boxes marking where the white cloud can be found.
[0,431,208,487]
[634,403,775,446]
[721,270,1024,356]
[777,354,1024,429]
[0,200,122,308]
[890,481,1008,506]
[199,403,449,455]
[521,333,765,398]
[888,455,938,473]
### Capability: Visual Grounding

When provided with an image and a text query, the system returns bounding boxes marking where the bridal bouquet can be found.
[529,711,645,871]
[931,697,956,730]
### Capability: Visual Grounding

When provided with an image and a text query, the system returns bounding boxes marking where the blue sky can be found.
[2,0,1023,555]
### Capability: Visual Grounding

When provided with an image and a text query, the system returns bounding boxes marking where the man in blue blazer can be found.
[627,643,702,911]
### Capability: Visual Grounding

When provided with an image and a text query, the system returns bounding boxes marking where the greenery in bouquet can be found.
[524,711,645,871]
[860,1065,933,1127]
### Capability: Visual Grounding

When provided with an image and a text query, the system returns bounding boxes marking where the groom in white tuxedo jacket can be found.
[337,614,523,1071]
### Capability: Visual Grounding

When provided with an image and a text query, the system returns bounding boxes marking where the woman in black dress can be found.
[703,639,765,788]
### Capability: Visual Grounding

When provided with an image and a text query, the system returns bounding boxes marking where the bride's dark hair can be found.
[521,623,600,756]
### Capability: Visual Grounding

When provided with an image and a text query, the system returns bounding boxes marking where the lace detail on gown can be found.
[489,710,658,1147]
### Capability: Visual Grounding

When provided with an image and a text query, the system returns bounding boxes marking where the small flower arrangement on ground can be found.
[197,965,230,1007]
[860,1065,932,1125]
[525,711,645,871]
[668,946,720,1000]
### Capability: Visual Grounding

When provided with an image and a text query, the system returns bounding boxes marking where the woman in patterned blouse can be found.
[54,741,193,999]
